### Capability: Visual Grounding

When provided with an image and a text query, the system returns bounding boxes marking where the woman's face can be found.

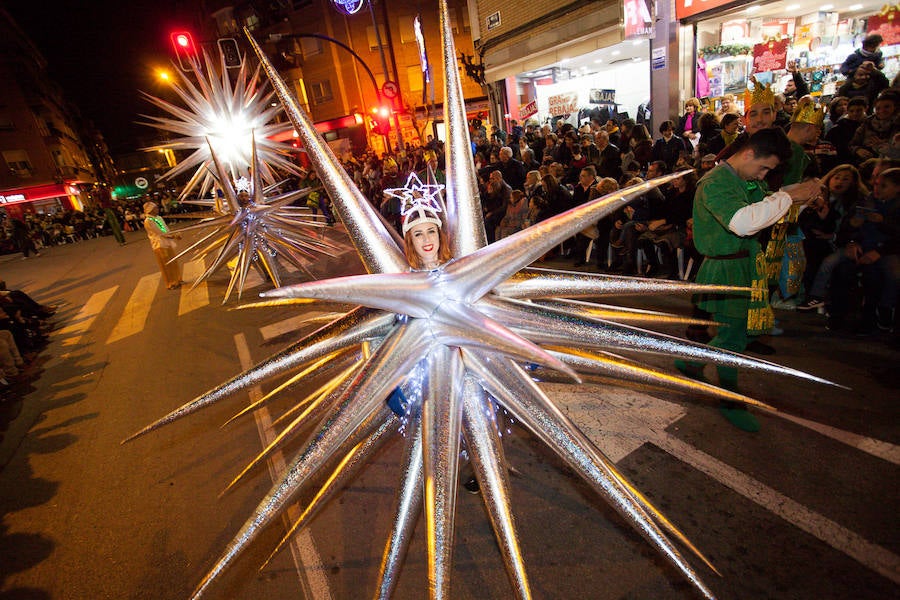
[874,174,899,202]
[828,170,854,195]
[409,222,441,266]
[874,99,895,120]
[724,119,740,134]
[685,104,695,114]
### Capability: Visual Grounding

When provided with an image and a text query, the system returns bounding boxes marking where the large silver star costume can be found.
[126,3,839,598]
[169,134,341,302]
[140,51,304,203]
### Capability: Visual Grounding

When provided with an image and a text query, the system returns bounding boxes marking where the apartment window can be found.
[243,13,260,31]
[0,115,13,131]
[399,17,416,44]
[366,25,387,51]
[3,150,33,177]
[449,11,460,33]
[308,80,333,105]
[407,66,424,93]
[300,37,323,59]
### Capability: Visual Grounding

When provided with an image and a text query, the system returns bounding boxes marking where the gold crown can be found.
[790,96,826,127]
[743,83,775,110]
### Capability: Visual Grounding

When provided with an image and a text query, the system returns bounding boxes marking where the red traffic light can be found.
[370,107,391,136]
[170,31,197,72]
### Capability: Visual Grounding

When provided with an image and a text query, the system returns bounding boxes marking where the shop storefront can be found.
[492,37,651,135]
[677,0,900,113]
[0,182,81,220]
[512,38,652,130]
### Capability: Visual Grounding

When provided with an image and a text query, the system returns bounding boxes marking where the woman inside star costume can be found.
[402,203,453,271]
[386,200,454,419]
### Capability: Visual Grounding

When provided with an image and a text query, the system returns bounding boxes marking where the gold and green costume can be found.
[693,163,774,337]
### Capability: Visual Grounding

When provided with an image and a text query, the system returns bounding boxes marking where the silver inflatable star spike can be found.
[140,50,304,202]
[169,131,341,302]
[127,3,843,599]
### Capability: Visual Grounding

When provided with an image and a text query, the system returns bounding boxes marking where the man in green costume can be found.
[764,96,824,301]
[677,129,820,431]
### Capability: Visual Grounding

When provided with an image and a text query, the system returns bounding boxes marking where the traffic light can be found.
[218,38,241,69]
[170,31,197,72]
[370,106,391,136]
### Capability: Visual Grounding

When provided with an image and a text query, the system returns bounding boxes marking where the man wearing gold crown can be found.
[676,128,820,431]
[764,97,824,302]
[691,82,780,347]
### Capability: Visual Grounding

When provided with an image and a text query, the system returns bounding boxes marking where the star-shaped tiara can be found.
[384,172,445,217]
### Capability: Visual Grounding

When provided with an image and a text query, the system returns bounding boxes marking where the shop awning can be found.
[0,182,77,206]
[269,113,365,143]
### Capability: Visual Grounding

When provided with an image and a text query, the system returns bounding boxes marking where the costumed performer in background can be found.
[675,128,820,432]
[143,201,183,290]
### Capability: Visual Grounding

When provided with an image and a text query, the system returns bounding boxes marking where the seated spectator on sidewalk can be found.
[651,120,689,173]
[637,170,697,278]
[594,130,623,181]
[706,113,742,158]
[797,165,869,311]
[483,170,512,244]
[826,97,867,165]
[849,89,899,165]
[0,284,56,321]
[540,172,573,218]
[610,176,664,274]
[572,167,600,266]
[497,190,529,239]
[825,167,900,333]
[523,170,549,226]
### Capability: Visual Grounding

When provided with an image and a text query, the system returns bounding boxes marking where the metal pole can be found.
[269,32,382,105]
[367,0,404,152]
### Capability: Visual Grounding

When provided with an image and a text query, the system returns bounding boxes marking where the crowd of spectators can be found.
[332,37,897,337]
[2,38,896,342]
[0,196,193,256]
[0,279,55,401]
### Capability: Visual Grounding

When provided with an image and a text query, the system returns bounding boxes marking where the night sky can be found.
[7,1,199,155]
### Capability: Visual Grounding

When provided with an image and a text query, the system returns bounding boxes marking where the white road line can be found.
[55,286,119,352]
[260,311,346,342]
[178,259,210,315]
[234,333,332,600]
[552,386,900,585]
[771,411,900,465]
[656,434,900,585]
[106,273,161,344]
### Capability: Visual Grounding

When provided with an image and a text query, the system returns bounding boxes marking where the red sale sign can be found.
[753,38,789,73]
[868,10,900,45]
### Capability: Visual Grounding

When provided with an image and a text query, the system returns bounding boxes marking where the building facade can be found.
[0,8,105,219]
[202,0,484,155]
[471,0,899,138]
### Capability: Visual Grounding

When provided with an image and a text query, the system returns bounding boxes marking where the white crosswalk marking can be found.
[234,333,333,599]
[106,273,161,344]
[178,259,209,315]
[551,386,900,584]
[56,286,119,353]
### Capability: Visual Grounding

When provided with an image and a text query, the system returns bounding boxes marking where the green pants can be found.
[685,313,747,391]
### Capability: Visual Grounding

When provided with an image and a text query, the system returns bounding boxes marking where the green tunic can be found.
[693,163,773,334]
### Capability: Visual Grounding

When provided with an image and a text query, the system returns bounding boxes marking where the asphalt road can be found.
[0,226,897,600]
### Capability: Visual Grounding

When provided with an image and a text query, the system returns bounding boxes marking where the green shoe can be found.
[674,360,708,383]
[719,402,760,432]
